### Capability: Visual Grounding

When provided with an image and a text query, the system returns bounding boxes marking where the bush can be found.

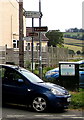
[25,61,31,70]
[68,49,75,54]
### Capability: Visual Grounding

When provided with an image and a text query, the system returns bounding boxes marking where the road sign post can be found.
[31,18,34,73]
[25,0,47,78]
[39,0,42,79]
[33,26,48,32]
[26,32,38,37]
[25,11,42,18]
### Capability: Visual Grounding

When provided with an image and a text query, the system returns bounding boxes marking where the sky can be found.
[23,0,83,32]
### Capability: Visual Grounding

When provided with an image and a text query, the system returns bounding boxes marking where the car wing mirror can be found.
[18,79,24,83]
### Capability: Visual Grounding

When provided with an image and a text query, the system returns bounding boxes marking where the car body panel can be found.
[45,67,59,79]
[0,64,71,111]
[79,71,84,88]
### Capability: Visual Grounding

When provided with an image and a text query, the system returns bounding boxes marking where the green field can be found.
[63,32,84,53]
[63,32,84,39]
[64,37,83,52]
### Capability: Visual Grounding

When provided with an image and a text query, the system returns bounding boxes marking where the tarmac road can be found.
[1,104,84,120]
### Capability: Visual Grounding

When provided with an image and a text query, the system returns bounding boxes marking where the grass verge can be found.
[69,89,84,110]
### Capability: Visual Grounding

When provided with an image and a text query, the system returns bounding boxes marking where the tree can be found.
[68,49,75,54]
[76,50,81,55]
[45,30,64,47]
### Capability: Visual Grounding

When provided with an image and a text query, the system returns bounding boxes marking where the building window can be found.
[17,41,19,48]
[26,43,30,51]
[36,43,39,51]
[13,40,19,48]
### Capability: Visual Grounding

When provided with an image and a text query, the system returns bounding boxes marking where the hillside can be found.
[64,38,83,52]
[63,32,84,40]
[63,32,84,53]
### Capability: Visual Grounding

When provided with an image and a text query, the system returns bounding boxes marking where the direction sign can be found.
[33,26,48,32]
[25,11,42,18]
[26,32,38,37]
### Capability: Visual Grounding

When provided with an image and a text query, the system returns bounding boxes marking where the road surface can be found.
[1,104,84,120]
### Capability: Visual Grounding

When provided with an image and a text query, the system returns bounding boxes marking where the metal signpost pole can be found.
[25,10,42,72]
[32,18,34,72]
[25,1,46,75]
[39,0,42,79]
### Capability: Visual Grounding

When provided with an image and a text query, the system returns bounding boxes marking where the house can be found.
[0,0,48,51]
[0,0,26,49]
[0,0,26,65]
[0,0,49,66]
[0,0,68,67]
[25,27,49,52]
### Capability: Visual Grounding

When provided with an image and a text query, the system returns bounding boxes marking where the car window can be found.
[20,69,43,83]
[79,64,84,68]
[0,67,6,79]
[79,64,84,71]
[2,67,23,83]
[0,66,2,81]
[0,67,2,79]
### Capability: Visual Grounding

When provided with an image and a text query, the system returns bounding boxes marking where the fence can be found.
[0,46,6,64]
[0,46,68,67]
[47,46,68,67]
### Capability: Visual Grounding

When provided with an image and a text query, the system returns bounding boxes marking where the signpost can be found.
[26,27,48,35]
[33,26,48,32]
[25,10,43,73]
[26,32,38,37]
[25,0,48,78]
[25,11,42,18]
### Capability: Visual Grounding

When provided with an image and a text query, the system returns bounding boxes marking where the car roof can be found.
[77,60,84,64]
[0,64,20,70]
[59,60,84,64]
[0,64,31,73]
[47,67,59,72]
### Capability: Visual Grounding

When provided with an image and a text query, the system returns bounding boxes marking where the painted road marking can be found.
[4,114,84,119]
[7,115,25,118]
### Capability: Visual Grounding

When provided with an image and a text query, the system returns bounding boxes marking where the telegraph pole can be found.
[39,0,42,79]
[19,0,24,67]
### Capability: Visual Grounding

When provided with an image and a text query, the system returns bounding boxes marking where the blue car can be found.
[45,60,84,88]
[1,64,71,112]
[79,71,84,88]
[45,67,59,80]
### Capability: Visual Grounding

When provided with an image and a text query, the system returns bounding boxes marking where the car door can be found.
[2,66,28,104]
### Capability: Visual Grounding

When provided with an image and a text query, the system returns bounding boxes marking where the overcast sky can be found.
[23,0,83,32]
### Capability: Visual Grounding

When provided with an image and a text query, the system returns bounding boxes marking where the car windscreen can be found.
[20,69,43,83]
